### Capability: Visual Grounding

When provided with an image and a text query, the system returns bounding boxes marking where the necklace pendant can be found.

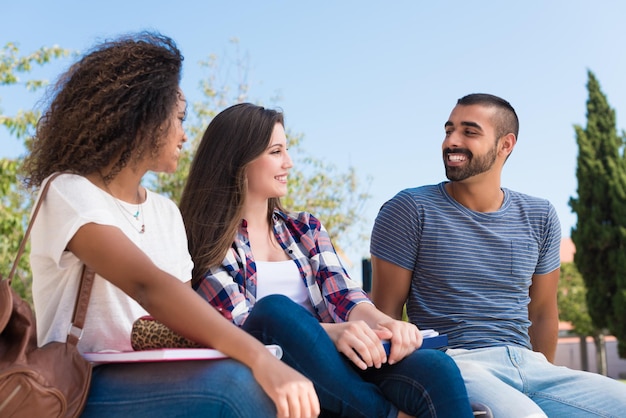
[133,210,140,219]
[140,224,145,234]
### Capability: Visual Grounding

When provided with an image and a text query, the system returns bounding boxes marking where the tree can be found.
[558,261,607,373]
[151,46,370,259]
[558,262,595,336]
[0,42,71,303]
[569,70,626,358]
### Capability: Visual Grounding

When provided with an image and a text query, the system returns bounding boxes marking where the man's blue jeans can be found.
[243,294,474,418]
[82,358,276,417]
[448,345,626,417]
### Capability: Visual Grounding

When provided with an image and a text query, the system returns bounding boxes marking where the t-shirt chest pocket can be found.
[510,239,539,278]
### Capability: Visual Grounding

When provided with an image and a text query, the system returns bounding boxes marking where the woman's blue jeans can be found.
[82,358,276,417]
[243,294,473,418]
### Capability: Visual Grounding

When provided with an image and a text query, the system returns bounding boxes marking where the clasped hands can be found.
[324,318,423,370]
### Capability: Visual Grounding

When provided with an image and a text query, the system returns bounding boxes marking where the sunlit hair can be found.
[23,31,183,187]
[457,93,519,141]
[179,103,285,284]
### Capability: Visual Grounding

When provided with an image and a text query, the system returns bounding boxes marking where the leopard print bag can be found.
[131,316,203,350]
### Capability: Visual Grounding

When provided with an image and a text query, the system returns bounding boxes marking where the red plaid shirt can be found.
[194,210,371,326]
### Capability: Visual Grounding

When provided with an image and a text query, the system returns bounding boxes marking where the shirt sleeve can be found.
[305,214,371,322]
[34,173,118,268]
[535,201,562,275]
[194,247,253,326]
[370,190,421,272]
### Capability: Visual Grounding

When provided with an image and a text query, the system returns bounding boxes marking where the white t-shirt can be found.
[30,173,193,353]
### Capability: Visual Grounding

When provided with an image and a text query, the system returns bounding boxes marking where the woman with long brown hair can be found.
[180,102,474,418]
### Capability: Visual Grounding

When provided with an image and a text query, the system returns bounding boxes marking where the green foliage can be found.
[0,158,31,302]
[557,262,598,336]
[569,70,626,357]
[0,42,69,87]
[1,42,72,305]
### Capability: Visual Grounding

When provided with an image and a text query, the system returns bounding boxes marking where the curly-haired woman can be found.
[23,32,319,418]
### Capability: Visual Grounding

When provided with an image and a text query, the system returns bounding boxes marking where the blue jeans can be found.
[82,359,276,417]
[447,345,626,418]
[243,295,473,418]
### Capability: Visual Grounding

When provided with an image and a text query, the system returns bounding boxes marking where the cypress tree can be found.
[569,70,626,357]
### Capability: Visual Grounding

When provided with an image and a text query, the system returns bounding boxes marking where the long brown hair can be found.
[23,32,183,187]
[179,103,284,284]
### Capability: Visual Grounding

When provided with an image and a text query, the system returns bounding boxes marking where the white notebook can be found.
[83,344,283,364]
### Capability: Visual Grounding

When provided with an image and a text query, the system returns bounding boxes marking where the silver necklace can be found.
[103,182,145,234]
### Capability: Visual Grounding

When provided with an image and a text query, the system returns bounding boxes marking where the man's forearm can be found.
[529,318,558,362]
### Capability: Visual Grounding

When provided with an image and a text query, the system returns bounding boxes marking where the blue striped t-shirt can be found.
[370,182,561,350]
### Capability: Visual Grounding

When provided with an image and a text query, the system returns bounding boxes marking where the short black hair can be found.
[457,93,519,140]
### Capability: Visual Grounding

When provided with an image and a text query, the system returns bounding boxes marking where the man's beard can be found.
[444,145,497,181]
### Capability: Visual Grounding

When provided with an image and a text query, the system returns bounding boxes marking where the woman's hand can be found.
[329,303,423,367]
[322,321,392,370]
[251,355,320,418]
[377,318,422,365]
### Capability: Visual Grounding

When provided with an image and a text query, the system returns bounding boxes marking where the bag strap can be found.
[7,172,95,346]
[7,172,63,283]
[67,264,95,345]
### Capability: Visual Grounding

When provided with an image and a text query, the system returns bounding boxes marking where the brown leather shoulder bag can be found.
[0,173,94,417]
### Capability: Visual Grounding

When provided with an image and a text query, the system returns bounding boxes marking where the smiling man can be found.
[369,93,626,417]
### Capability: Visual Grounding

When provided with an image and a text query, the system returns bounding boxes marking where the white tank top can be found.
[255,260,315,315]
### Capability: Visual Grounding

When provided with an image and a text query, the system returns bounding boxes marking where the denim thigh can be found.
[243,295,396,418]
[361,348,474,418]
[82,359,276,418]
[448,345,626,418]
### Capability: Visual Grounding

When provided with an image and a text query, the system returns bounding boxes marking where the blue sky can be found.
[3,1,626,280]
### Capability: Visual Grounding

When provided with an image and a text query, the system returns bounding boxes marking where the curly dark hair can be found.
[23,31,184,187]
